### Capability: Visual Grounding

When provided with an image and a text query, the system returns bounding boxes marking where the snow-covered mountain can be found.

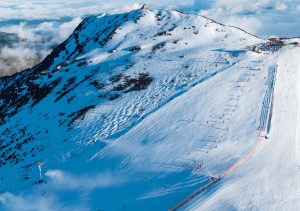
[0,7,299,210]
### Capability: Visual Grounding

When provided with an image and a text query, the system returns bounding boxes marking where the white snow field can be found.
[181,47,300,210]
[0,8,299,211]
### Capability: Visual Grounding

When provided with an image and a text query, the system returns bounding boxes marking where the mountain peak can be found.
[0,8,263,169]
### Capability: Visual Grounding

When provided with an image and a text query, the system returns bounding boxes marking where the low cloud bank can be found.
[0,192,88,211]
[45,169,126,190]
[0,168,126,210]
[196,0,300,38]
[0,17,82,76]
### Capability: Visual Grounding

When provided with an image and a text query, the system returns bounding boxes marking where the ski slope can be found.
[181,47,300,210]
[0,7,298,211]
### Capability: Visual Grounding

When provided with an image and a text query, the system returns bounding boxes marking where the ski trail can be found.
[181,47,300,210]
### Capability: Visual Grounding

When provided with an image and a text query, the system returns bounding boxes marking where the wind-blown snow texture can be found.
[0,8,298,210]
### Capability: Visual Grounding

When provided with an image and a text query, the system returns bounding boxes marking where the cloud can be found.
[275,2,288,11]
[197,0,300,38]
[45,169,126,190]
[194,0,271,13]
[0,45,43,76]
[214,0,270,13]
[0,192,87,211]
[225,16,263,35]
[0,1,144,21]
[0,169,126,210]
[0,17,82,76]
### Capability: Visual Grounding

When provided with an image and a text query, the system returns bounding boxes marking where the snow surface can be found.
[182,47,300,210]
[0,8,298,211]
